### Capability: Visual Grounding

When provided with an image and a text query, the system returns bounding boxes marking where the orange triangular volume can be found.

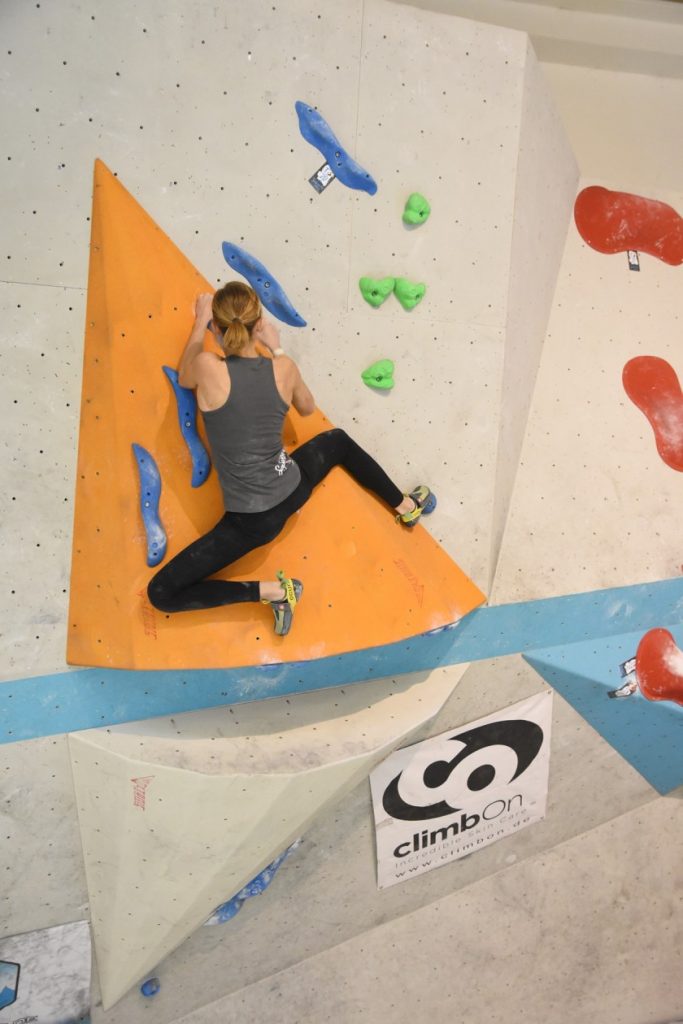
[67,161,485,670]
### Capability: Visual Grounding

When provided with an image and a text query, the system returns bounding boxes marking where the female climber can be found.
[147,282,435,635]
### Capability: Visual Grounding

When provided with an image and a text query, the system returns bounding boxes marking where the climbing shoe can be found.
[397,485,437,527]
[262,570,303,636]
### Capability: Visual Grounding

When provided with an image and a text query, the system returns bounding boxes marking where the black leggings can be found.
[147,428,404,612]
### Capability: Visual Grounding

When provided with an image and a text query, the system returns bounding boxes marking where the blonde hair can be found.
[212,282,262,354]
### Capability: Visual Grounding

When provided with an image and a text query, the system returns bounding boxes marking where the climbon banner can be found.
[370,691,552,889]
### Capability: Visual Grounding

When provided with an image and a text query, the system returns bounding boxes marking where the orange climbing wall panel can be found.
[67,161,485,670]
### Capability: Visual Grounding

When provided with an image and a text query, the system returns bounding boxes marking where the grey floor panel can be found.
[173,795,683,1024]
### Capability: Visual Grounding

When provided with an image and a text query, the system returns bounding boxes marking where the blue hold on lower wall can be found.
[2,577,683,747]
[204,840,301,926]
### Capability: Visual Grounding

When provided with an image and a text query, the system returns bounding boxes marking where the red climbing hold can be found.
[574,185,683,266]
[623,356,683,472]
[636,628,683,707]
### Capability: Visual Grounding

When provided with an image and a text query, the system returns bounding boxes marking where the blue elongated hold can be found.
[132,444,167,567]
[221,242,307,328]
[295,100,378,196]
[204,840,301,926]
[162,366,211,487]
[236,842,297,899]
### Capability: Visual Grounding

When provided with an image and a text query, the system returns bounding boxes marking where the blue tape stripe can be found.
[2,577,683,745]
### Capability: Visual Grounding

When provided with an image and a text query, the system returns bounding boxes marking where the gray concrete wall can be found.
[492,177,683,603]
[490,43,578,587]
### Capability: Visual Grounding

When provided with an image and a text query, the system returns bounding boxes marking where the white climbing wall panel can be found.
[490,43,578,587]
[492,177,683,604]
[69,665,467,1007]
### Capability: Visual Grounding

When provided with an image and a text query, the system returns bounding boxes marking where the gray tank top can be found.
[201,356,301,513]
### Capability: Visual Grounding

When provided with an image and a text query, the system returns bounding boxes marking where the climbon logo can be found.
[382,719,544,822]
[369,694,552,887]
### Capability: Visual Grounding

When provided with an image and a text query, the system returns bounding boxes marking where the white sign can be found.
[370,692,552,888]
[0,921,91,1024]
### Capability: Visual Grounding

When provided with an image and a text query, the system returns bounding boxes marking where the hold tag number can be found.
[309,162,336,194]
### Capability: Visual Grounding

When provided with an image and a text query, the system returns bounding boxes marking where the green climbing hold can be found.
[362,359,395,390]
[359,276,395,309]
[402,193,431,225]
[394,278,426,311]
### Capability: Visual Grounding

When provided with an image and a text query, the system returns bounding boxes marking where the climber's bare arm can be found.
[178,293,214,388]
[290,362,315,416]
[253,316,316,416]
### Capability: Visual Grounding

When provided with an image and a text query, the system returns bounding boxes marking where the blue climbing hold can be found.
[295,101,378,196]
[236,844,294,898]
[140,977,160,997]
[221,242,306,328]
[206,894,244,924]
[131,444,167,567]
[162,366,211,487]
[204,840,301,926]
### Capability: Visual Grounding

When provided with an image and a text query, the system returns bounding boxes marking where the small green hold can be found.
[362,359,395,390]
[394,278,426,311]
[359,276,395,309]
[403,193,431,225]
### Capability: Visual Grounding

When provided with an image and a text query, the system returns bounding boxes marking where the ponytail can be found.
[212,282,261,355]
[222,317,250,354]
